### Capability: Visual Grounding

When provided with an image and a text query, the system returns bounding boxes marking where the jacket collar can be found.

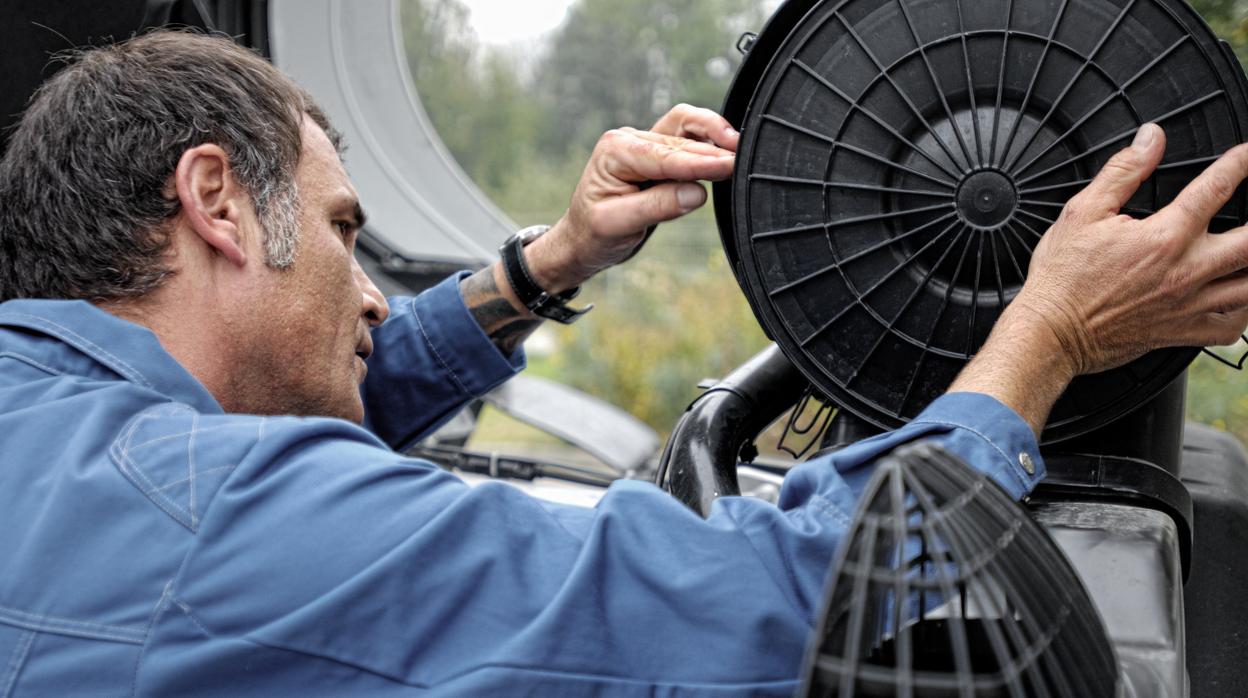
[0,299,223,414]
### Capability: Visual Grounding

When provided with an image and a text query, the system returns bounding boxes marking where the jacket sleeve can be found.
[359,272,524,450]
[137,393,1043,696]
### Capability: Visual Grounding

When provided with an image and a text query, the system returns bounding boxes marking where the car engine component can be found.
[715,0,1248,443]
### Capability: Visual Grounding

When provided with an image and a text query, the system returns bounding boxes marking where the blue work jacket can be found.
[0,274,1043,696]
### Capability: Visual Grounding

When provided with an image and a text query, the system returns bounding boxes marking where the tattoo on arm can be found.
[460,266,542,355]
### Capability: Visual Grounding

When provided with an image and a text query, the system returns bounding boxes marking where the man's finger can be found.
[1186,307,1248,347]
[1158,142,1248,232]
[1193,226,1248,281]
[590,182,707,236]
[1194,271,1248,315]
[619,127,734,158]
[1067,123,1165,218]
[650,104,739,151]
[601,130,734,184]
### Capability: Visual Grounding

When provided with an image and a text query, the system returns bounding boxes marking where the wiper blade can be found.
[407,444,618,489]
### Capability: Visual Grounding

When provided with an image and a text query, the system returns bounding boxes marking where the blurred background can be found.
[400,0,1248,448]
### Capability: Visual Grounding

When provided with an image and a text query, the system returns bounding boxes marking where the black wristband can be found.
[499,226,592,324]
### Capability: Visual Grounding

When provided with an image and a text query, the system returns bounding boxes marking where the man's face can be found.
[226,117,387,423]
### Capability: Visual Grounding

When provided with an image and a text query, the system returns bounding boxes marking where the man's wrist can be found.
[522,218,592,296]
[499,225,592,325]
[996,301,1082,381]
[947,303,1079,436]
[491,262,537,319]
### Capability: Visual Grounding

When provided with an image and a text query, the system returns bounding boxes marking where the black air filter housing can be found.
[716,0,1248,442]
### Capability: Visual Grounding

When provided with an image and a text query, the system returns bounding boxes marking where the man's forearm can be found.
[947,302,1078,437]
[460,262,542,356]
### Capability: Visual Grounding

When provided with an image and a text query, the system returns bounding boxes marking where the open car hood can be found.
[269,0,515,267]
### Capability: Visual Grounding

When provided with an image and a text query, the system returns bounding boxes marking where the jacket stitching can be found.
[413,303,469,396]
[0,313,151,387]
[910,417,1030,492]
[0,352,64,377]
[130,583,174,698]
[152,464,237,493]
[112,407,252,533]
[111,409,210,532]
[171,600,213,638]
[115,434,178,504]
[188,413,199,528]
[809,494,854,528]
[0,605,145,633]
[1,629,34,698]
[127,421,253,452]
[120,411,170,453]
[0,605,144,644]
[111,440,195,532]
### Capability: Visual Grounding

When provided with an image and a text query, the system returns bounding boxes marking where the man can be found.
[0,30,1245,695]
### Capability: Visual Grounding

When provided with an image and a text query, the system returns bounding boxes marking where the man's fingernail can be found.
[677,184,706,210]
[724,125,739,137]
[1133,123,1158,151]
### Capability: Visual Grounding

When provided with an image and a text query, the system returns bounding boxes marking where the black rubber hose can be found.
[658,344,808,516]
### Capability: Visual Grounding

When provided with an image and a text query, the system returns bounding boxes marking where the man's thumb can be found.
[1079,123,1165,215]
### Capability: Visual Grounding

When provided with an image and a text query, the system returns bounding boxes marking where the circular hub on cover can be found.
[956,170,1017,229]
[719,0,1248,442]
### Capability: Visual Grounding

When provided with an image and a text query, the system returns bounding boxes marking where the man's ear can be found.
[173,144,249,267]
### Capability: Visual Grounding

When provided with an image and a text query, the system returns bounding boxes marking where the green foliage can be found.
[400,0,763,200]
[534,0,766,157]
[399,0,767,435]
[1187,348,1248,445]
[399,0,543,194]
[1187,352,1246,431]
[1190,0,1248,70]
[543,242,770,438]
[487,144,590,228]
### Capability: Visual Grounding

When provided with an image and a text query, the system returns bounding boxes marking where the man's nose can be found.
[354,259,390,327]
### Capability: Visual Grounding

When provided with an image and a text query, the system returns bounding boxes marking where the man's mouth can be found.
[355,335,374,362]
[355,336,373,380]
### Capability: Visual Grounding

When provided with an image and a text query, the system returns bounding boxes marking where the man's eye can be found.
[336,221,354,239]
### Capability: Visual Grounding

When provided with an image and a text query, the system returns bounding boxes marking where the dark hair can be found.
[0,30,341,302]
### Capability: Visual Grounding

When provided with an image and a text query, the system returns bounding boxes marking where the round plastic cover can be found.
[722,0,1248,441]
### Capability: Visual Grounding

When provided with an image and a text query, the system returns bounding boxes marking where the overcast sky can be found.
[457,0,785,46]
[457,0,577,46]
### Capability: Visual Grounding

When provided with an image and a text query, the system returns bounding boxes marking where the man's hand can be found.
[460,104,738,355]
[523,104,739,295]
[952,123,1248,434]
[1014,123,1248,374]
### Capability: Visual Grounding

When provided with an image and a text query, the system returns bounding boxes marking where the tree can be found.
[1190,0,1248,68]
[533,0,767,158]
[399,0,538,195]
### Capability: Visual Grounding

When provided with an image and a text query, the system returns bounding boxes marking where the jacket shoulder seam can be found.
[0,351,65,377]
[109,405,202,533]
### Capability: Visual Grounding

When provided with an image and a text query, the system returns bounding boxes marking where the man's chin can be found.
[337,395,366,425]
[218,379,366,422]
[286,393,366,424]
